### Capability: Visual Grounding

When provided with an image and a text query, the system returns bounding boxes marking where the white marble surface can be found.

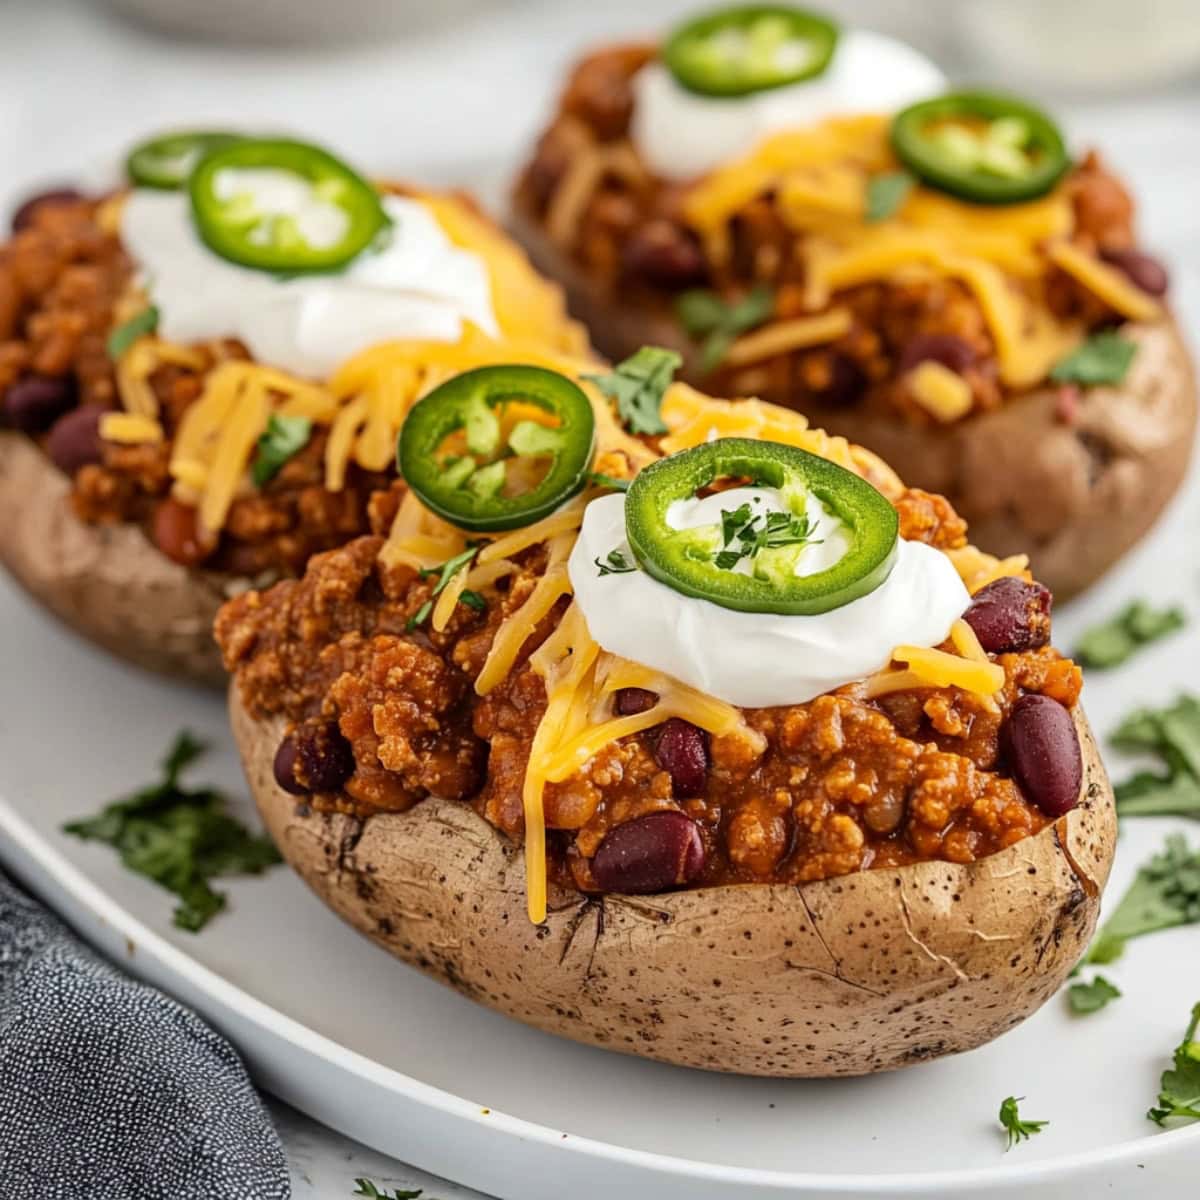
[2,0,1200,1193]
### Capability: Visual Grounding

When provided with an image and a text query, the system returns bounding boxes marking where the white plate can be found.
[3,271,1200,1200]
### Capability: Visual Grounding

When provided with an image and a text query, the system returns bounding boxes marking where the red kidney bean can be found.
[963,577,1052,654]
[152,497,210,568]
[1003,694,1082,818]
[591,810,706,894]
[3,374,77,433]
[654,717,709,798]
[274,722,354,795]
[898,332,977,376]
[816,353,867,407]
[46,403,104,474]
[622,219,708,289]
[1100,246,1169,297]
[614,686,658,716]
[10,186,83,234]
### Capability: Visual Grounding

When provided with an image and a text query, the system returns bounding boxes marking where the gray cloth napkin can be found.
[0,869,290,1199]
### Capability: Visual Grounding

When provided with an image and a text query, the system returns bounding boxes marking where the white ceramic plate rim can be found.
[5,795,1198,1193]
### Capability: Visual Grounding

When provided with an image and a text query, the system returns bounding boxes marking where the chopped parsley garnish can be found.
[713,501,818,572]
[865,171,914,223]
[1067,974,1122,1015]
[62,731,280,932]
[353,1181,426,1200]
[595,549,635,576]
[252,413,313,487]
[1084,833,1200,966]
[1050,330,1138,386]
[106,305,159,359]
[1111,695,1200,820]
[675,284,774,374]
[586,471,631,493]
[998,1096,1048,1150]
[582,346,681,436]
[1075,600,1185,669]
[407,546,482,632]
[1148,1003,1200,1126]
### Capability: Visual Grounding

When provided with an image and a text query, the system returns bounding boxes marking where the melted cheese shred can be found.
[672,113,1161,391]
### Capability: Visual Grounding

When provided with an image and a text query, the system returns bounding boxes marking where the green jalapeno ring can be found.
[126,130,243,191]
[188,138,390,274]
[398,365,597,534]
[663,5,840,98]
[890,91,1070,205]
[625,438,898,615]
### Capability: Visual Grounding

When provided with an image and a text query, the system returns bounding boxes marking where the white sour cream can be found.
[631,29,948,181]
[120,190,499,379]
[568,490,969,708]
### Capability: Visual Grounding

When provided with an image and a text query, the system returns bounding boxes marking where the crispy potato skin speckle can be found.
[233,687,1116,1078]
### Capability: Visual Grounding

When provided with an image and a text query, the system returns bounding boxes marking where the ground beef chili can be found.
[513,47,1151,424]
[0,193,388,577]
[215,481,1084,899]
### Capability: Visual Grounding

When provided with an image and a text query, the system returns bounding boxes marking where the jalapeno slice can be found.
[398,365,596,533]
[890,91,1070,205]
[663,5,839,98]
[625,438,897,615]
[126,130,242,190]
[187,138,389,274]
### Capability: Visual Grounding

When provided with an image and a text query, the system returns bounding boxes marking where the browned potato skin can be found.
[0,430,237,684]
[232,688,1116,1078]
[509,208,1197,599]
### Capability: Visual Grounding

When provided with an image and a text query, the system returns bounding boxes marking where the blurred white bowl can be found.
[99,0,504,46]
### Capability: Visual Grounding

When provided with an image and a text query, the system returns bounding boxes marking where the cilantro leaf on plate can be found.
[582,345,681,435]
[998,1096,1048,1150]
[1075,600,1185,669]
[63,731,281,932]
[1148,1003,1200,1126]
[1067,974,1122,1015]
[1110,695,1200,820]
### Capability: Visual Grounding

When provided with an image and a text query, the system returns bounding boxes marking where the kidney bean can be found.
[152,497,212,568]
[898,332,977,376]
[622,219,708,289]
[962,576,1052,654]
[274,721,354,795]
[614,686,658,716]
[591,810,706,894]
[817,353,867,407]
[10,186,83,234]
[46,403,104,474]
[3,373,77,433]
[1003,694,1082,818]
[1100,246,1169,297]
[654,717,709,798]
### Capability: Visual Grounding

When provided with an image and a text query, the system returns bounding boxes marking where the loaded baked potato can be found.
[217,353,1116,1078]
[510,7,1197,597]
[0,132,584,682]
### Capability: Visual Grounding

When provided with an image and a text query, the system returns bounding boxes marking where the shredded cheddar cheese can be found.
[99,412,164,445]
[908,360,974,423]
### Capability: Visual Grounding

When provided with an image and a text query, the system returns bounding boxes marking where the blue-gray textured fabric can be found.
[0,870,290,1199]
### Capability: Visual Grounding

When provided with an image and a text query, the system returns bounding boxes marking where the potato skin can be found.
[0,431,237,685]
[509,208,1197,599]
[232,687,1116,1078]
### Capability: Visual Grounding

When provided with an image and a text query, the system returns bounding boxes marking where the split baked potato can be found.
[510,20,1197,598]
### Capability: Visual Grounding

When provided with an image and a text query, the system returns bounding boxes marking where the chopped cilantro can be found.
[582,346,681,435]
[252,413,313,487]
[1050,330,1138,386]
[865,171,914,222]
[106,305,159,359]
[595,549,635,576]
[998,1096,1048,1150]
[713,500,818,572]
[586,471,631,492]
[353,1181,426,1200]
[407,546,481,632]
[1067,974,1122,1015]
[1148,1003,1200,1126]
[1111,695,1200,820]
[62,732,280,932]
[1075,600,1185,668]
[675,285,774,374]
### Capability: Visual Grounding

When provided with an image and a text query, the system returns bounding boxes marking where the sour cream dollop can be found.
[120,189,499,379]
[568,489,969,709]
[631,29,947,181]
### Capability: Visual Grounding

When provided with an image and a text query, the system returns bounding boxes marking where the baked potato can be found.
[509,18,1197,598]
[0,136,585,683]
[217,361,1117,1078]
